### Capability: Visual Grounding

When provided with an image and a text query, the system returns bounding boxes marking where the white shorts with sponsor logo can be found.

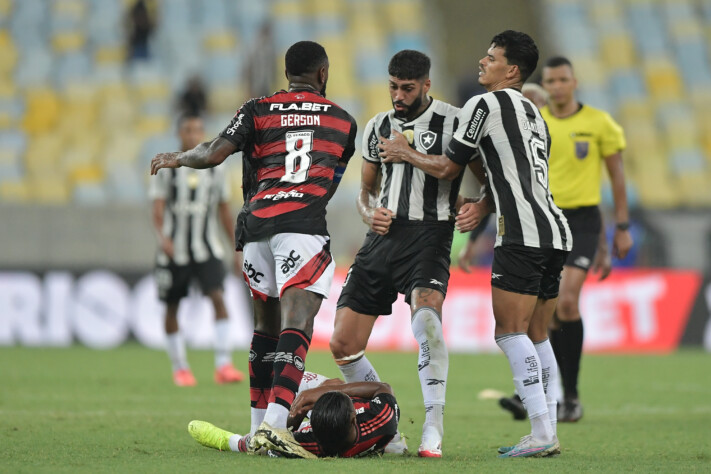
[242,233,335,301]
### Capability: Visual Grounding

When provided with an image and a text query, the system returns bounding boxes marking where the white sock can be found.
[228,433,243,452]
[166,332,188,371]
[496,332,554,443]
[250,408,266,435]
[534,338,558,436]
[214,319,231,369]
[262,403,289,429]
[337,356,380,383]
[412,307,448,441]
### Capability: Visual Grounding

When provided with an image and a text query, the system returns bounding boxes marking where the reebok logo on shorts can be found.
[491,272,503,280]
[574,256,591,269]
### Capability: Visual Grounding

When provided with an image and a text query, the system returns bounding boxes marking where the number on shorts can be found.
[282,131,314,183]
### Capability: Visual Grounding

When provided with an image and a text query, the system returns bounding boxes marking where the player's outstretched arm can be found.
[150,137,238,175]
[357,160,393,235]
[378,130,463,181]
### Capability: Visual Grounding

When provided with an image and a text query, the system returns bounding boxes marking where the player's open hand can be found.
[591,247,612,281]
[613,228,633,260]
[151,152,181,175]
[456,201,487,232]
[378,130,409,164]
[368,207,394,235]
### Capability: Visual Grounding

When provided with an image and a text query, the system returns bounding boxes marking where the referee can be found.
[541,56,632,421]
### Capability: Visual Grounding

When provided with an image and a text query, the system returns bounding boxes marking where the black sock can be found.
[558,319,584,399]
[249,331,278,409]
[268,328,311,409]
[549,325,565,385]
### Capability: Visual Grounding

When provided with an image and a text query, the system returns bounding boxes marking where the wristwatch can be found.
[615,222,630,231]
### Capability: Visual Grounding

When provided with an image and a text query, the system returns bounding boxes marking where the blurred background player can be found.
[499,56,633,422]
[329,50,460,458]
[149,113,244,387]
[380,30,570,458]
[151,41,358,448]
[188,374,399,458]
[458,82,547,273]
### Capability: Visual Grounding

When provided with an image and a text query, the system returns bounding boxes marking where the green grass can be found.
[2,345,710,473]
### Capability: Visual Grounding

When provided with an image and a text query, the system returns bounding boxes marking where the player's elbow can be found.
[439,162,460,181]
[375,382,394,396]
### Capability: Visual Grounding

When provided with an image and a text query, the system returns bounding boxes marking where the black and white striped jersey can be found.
[445,88,572,251]
[149,167,230,265]
[363,99,461,221]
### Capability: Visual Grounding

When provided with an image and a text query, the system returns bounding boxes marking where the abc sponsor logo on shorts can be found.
[243,260,264,283]
[280,250,302,275]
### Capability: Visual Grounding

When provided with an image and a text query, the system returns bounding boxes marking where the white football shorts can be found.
[241,233,335,301]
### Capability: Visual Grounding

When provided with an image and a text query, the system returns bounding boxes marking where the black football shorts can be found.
[337,221,453,316]
[491,244,569,300]
[562,205,602,271]
[155,256,225,303]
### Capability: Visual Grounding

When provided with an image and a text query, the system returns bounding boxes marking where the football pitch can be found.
[2,346,710,473]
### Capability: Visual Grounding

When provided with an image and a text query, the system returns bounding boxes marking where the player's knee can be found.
[329,336,364,363]
[556,294,580,320]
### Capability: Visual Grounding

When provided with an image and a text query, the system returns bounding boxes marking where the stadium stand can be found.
[2,0,710,209]
[0,0,428,206]
[543,0,711,208]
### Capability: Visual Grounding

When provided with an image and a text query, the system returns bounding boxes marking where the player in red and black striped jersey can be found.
[151,41,357,445]
[289,381,399,457]
[221,90,356,243]
[188,376,399,458]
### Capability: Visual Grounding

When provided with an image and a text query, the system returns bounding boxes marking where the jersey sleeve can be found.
[599,112,626,157]
[148,169,170,200]
[361,116,381,163]
[219,99,256,151]
[446,95,489,166]
[365,392,400,430]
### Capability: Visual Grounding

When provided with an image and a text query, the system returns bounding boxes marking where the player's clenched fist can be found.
[151,152,181,175]
[367,207,394,235]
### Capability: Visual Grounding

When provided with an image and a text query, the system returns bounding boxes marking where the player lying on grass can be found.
[189,372,402,458]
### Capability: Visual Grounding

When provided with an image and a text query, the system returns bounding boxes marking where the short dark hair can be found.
[310,391,354,457]
[490,30,539,83]
[177,112,202,129]
[544,56,573,69]
[388,50,431,80]
[285,41,328,76]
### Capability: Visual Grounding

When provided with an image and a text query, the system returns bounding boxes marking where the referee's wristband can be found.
[615,222,630,231]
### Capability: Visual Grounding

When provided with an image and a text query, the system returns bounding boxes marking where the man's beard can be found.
[393,95,423,120]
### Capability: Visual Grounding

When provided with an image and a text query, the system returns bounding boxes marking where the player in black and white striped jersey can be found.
[380,31,572,458]
[330,50,460,458]
[150,113,244,387]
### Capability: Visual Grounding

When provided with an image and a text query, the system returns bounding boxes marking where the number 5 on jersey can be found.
[282,131,314,184]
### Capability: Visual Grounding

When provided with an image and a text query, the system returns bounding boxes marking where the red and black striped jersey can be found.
[219,89,357,244]
[293,392,400,458]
